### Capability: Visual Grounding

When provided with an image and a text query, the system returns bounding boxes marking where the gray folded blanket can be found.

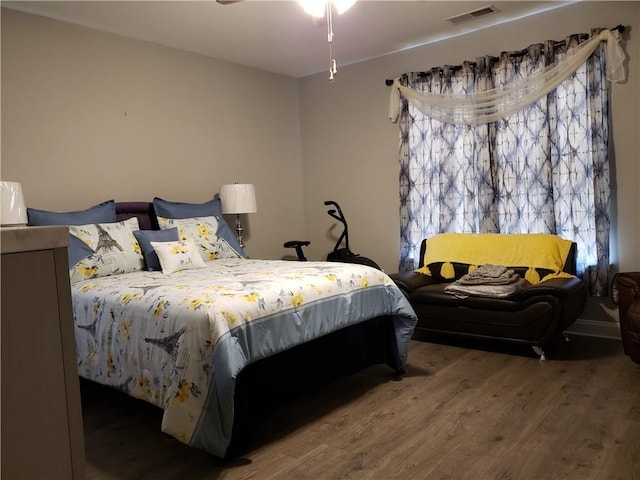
[444,277,529,299]
[444,263,528,298]
[466,264,508,278]
[457,264,518,285]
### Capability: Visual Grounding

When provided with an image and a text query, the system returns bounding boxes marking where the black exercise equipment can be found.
[283,201,380,270]
[283,240,310,261]
[323,200,380,269]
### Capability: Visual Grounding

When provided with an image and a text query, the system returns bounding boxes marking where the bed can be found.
[41,200,418,458]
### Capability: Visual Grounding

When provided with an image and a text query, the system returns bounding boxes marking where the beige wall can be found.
[1,8,306,260]
[2,3,639,322]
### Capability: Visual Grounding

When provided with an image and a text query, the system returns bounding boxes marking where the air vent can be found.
[446,5,498,25]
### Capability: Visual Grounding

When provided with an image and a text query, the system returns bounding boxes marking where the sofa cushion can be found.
[409,282,529,309]
[410,299,555,341]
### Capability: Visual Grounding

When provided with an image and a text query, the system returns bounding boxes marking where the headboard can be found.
[115,202,158,230]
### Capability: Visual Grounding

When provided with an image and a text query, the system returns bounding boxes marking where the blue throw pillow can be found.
[27,200,116,226]
[152,197,246,257]
[133,228,180,271]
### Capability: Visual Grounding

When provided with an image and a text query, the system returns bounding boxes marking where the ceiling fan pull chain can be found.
[327,0,337,81]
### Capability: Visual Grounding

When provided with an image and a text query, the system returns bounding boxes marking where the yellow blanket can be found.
[416,233,575,284]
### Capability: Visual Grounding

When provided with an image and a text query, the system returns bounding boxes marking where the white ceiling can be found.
[2,0,576,78]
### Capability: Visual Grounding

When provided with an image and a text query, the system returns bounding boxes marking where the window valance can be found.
[388,29,626,126]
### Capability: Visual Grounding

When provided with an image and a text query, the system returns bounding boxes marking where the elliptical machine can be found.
[284,201,380,270]
[323,200,380,269]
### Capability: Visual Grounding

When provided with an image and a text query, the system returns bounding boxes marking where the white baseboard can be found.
[565,318,621,340]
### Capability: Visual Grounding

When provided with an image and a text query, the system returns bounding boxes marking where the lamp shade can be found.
[219,184,257,215]
[1,181,27,226]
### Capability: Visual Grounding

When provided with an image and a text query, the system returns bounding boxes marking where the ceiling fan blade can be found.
[216,0,243,4]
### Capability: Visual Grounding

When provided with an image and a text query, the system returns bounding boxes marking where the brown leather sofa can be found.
[390,236,588,360]
[612,272,640,364]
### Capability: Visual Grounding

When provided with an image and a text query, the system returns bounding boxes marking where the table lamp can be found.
[1,181,27,226]
[219,183,257,248]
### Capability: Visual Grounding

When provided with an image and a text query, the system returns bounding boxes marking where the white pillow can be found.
[151,239,206,274]
[69,217,145,283]
[157,216,243,262]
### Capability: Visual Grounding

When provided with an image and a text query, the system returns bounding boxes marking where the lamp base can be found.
[235,214,246,248]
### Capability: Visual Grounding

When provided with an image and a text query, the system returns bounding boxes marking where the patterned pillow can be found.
[68,217,145,283]
[152,197,246,257]
[157,216,243,262]
[151,239,207,274]
[68,234,96,267]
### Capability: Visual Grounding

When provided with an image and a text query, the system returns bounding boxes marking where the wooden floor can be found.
[82,334,640,480]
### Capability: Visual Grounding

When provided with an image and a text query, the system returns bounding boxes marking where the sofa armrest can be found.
[518,277,586,300]
[612,272,640,305]
[388,271,437,295]
[519,277,588,332]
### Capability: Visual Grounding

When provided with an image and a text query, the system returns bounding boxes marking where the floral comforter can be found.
[71,258,417,457]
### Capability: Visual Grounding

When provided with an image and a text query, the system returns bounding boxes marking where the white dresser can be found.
[1,226,86,479]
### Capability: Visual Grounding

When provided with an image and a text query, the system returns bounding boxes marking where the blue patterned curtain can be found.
[398,32,611,295]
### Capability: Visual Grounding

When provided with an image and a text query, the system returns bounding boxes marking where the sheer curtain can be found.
[392,29,626,296]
